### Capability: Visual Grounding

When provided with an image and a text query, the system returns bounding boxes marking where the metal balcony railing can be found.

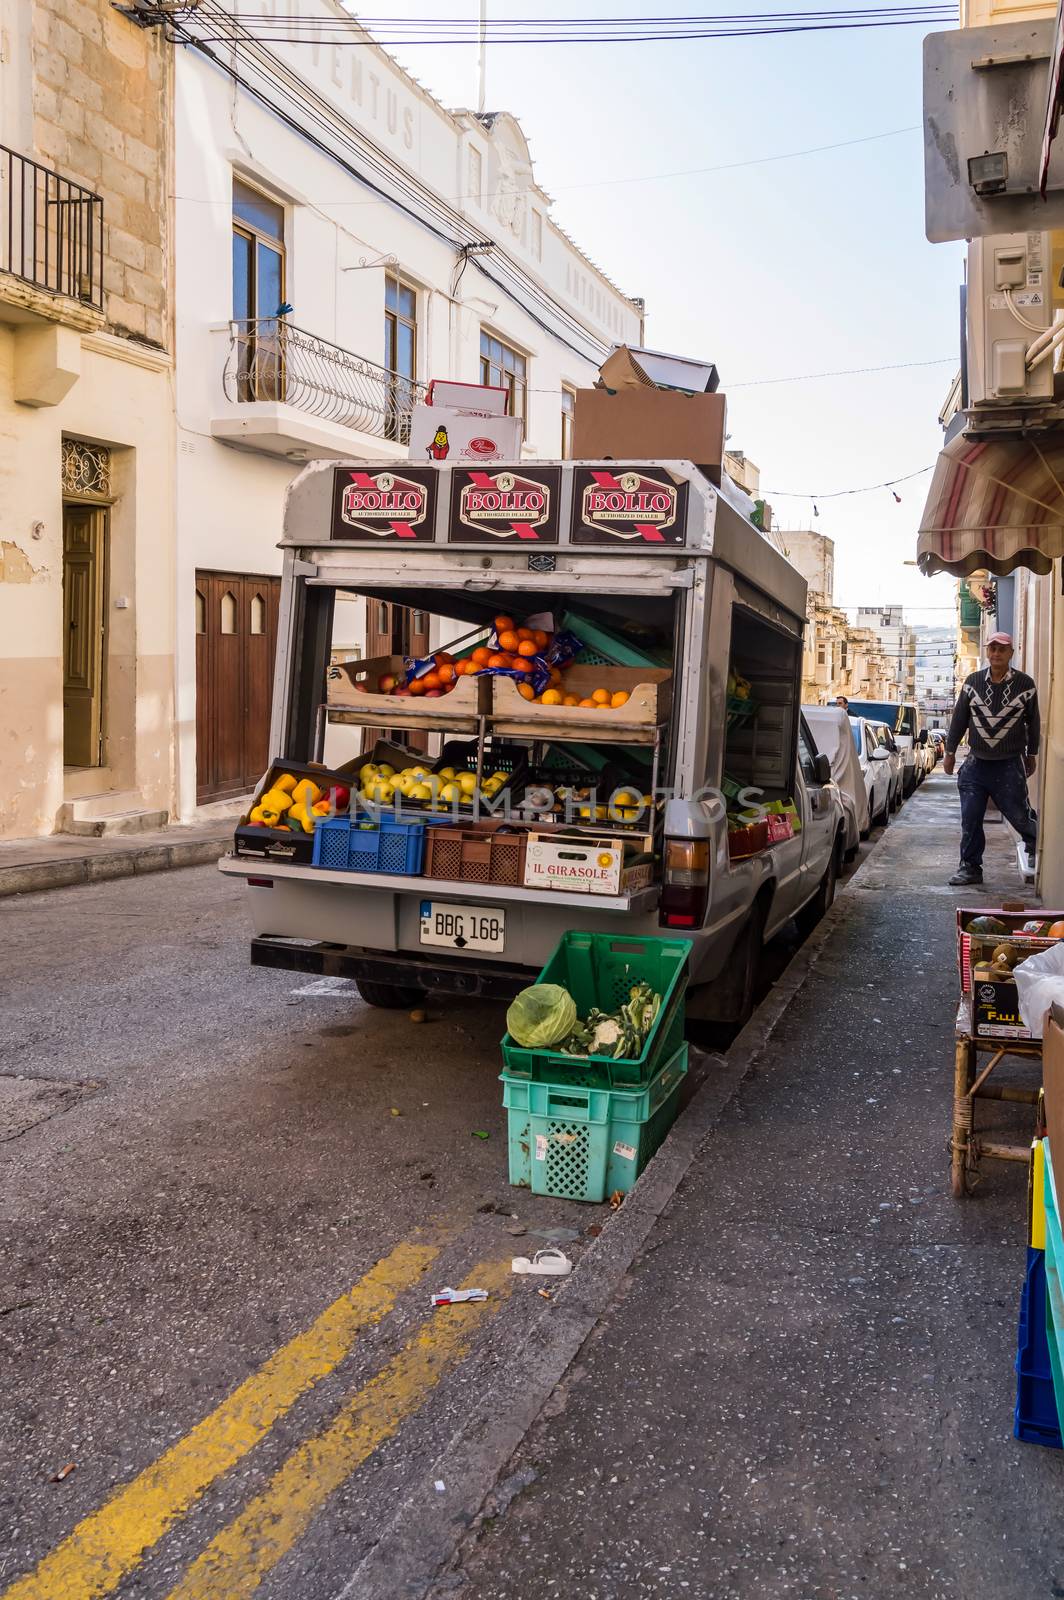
[223,318,426,442]
[1,146,103,309]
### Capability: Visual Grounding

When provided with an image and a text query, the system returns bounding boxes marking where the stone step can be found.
[59,807,170,838]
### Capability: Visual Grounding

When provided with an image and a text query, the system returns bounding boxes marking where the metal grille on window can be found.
[62,439,111,499]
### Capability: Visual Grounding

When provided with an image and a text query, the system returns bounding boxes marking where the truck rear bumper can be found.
[251,935,534,999]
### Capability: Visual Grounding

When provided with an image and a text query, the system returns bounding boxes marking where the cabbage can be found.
[506,984,577,1048]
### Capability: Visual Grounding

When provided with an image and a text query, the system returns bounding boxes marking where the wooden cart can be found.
[950,1018,1044,1197]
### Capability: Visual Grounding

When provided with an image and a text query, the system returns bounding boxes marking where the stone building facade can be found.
[0,0,176,838]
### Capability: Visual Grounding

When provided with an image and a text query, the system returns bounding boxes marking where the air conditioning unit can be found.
[967,231,1054,410]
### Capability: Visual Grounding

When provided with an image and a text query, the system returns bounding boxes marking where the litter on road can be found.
[430,1288,489,1307]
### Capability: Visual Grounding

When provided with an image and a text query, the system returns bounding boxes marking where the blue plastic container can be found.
[312,814,428,875]
[1014,1245,1063,1448]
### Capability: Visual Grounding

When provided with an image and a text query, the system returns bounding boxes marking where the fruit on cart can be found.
[610,691,630,708]
[541,689,562,705]
[363,775,395,803]
[274,774,298,795]
[437,781,463,804]
[1049,921,1064,938]
[966,915,1009,935]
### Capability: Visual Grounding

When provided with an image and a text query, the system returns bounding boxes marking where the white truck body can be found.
[221,460,844,1019]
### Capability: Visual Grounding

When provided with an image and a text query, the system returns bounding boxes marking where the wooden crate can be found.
[492,665,671,741]
[327,654,490,717]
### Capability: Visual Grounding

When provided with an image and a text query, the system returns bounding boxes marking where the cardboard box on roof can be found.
[408,405,522,464]
[572,387,726,485]
[597,345,720,395]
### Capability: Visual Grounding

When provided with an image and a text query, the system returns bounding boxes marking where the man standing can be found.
[943,632,1040,886]
[835,695,849,710]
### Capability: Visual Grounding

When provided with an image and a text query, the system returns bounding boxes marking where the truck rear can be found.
[221,459,840,1018]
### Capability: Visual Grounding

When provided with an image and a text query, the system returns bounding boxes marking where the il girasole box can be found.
[408,405,522,465]
[523,833,653,896]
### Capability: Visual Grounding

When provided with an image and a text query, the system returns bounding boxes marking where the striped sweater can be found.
[945,668,1040,762]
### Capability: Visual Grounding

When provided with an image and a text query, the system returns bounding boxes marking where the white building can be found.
[912,624,957,728]
[855,605,917,703]
[174,0,643,814]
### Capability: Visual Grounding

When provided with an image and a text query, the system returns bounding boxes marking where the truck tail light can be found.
[659,839,710,929]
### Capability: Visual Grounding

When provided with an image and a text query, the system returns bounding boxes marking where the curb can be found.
[339,827,891,1600]
[0,836,229,899]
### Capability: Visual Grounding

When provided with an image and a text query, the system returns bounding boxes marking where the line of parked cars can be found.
[803,700,941,858]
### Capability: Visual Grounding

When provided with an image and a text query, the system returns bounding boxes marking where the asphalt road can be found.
[0,772,931,1600]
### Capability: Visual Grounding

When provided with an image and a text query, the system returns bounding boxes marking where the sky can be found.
[376,0,963,624]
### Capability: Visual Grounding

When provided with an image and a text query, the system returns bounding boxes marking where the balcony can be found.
[0,145,103,324]
[211,318,427,461]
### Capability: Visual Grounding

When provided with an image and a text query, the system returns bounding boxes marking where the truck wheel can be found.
[355,978,425,1009]
[724,898,767,1025]
[796,835,840,937]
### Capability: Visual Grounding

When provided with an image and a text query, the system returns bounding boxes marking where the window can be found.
[560,387,575,458]
[384,274,418,442]
[250,593,265,635]
[468,146,483,206]
[817,644,826,666]
[797,723,818,785]
[480,331,526,428]
[232,177,285,401]
[220,590,237,635]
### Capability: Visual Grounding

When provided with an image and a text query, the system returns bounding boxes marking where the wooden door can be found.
[196,572,280,803]
[366,599,429,660]
[63,505,106,767]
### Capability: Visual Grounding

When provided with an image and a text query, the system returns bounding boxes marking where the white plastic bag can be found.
[1014,941,1064,1038]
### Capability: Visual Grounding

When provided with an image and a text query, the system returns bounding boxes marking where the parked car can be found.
[803,704,864,855]
[867,721,905,812]
[849,717,895,829]
[844,700,923,795]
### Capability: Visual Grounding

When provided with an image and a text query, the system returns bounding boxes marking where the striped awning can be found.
[917,430,1064,577]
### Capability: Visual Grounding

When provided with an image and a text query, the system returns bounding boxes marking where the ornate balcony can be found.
[213,318,426,460]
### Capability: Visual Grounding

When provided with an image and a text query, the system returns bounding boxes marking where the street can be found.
[1,773,1059,1599]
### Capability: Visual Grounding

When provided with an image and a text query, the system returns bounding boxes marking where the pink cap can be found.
[987,632,1014,646]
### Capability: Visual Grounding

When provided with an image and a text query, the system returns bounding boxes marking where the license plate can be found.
[419,901,505,952]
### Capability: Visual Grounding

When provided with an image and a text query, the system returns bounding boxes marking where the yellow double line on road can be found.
[3,1238,508,1600]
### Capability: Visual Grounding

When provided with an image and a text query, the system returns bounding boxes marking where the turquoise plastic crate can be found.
[1043,1145,1064,1434]
[501,931,690,1088]
[503,1043,687,1202]
[561,611,669,669]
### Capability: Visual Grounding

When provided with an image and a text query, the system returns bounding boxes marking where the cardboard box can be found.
[572,389,726,485]
[598,345,720,395]
[408,405,522,465]
[523,832,653,896]
[426,379,509,415]
[970,976,1033,1040]
[956,905,1064,992]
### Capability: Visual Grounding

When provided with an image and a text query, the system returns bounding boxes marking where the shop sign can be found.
[571,467,687,546]
[449,467,561,543]
[331,466,437,541]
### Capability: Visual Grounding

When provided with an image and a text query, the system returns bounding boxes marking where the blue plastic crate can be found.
[1015,1245,1062,1448]
[312,814,427,875]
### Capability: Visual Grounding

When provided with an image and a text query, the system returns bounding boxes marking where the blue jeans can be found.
[957,755,1038,869]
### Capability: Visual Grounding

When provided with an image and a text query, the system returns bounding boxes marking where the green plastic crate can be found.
[561,611,670,669]
[1043,1145,1064,1433]
[501,931,691,1088]
[503,1044,688,1201]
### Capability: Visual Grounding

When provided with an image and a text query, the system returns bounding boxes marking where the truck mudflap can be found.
[250,936,533,999]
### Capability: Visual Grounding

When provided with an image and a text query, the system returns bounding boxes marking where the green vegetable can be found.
[967,915,1008,935]
[506,984,578,1048]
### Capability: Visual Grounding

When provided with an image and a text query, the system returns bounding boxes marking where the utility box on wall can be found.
[966,231,1054,410]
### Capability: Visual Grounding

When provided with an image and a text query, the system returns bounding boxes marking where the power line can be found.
[767,465,936,498]
[731,355,955,388]
[174,125,921,210]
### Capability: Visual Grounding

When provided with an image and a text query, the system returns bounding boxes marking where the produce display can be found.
[247,774,350,833]
[348,615,636,710]
[357,758,509,809]
[506,980,664,1061]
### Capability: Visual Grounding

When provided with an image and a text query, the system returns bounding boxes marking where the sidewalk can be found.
[0,820,233,899]
[433,774,1064,1600]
